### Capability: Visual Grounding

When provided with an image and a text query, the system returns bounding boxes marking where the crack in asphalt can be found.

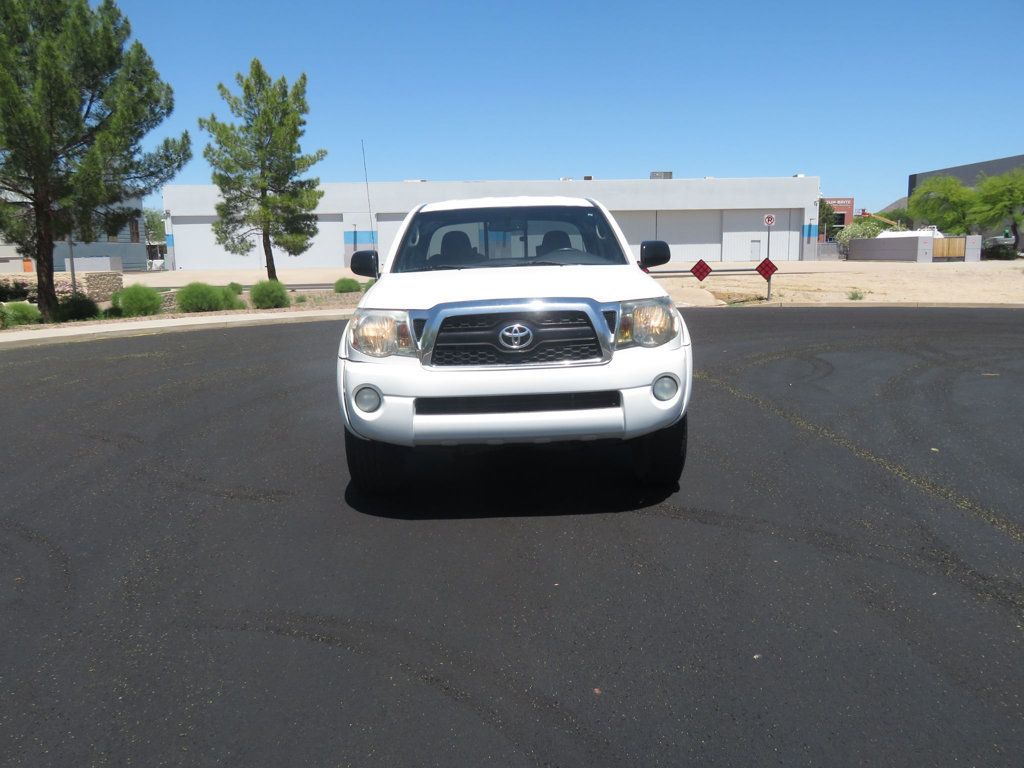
[694,370,1024,546]
[198,608,622,768]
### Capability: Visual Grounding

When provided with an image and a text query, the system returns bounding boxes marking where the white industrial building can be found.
[162,175,823,270]
[0,203,148,274]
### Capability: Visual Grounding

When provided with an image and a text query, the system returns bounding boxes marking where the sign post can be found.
[66,234,77,295]
[762,214,775,299]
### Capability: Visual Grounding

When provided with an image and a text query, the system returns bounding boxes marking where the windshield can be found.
[390,205,628,273]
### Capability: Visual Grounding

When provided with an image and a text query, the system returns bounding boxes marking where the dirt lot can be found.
[654,259,1024,306]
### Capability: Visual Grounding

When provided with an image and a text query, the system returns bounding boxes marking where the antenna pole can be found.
[361,140,376,251]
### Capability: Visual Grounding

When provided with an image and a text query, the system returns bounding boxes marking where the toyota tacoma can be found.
[338,196,693,491]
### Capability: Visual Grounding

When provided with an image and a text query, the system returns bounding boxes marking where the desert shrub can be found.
[103,306,123,319]
[363,279,376,291]
[0,277,30,302]
[982,243,1018,260]
[177,282,228,312]
[334,277,361,293]
[115,284,162,317]
[220,286,245,310]
[54,293,100,322]
[1,301,42,327]
[295,294,307,304]
[847,289,865,301]
[250,279,290,309]
[227,281,244,295]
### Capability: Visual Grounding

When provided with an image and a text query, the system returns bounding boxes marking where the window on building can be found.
[130,219,140,243]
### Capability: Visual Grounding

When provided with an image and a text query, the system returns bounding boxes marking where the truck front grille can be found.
[429,310,603,367]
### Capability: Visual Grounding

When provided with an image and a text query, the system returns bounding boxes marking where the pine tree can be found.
[199,59,326,282]
[0,0,191,319]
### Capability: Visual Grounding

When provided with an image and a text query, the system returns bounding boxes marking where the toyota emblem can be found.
[498,323,533,350]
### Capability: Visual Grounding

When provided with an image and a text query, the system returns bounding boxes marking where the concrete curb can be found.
[0,308,356,349]
[721,301,1024,309]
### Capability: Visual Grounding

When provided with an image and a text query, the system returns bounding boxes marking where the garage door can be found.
[656,211,722,262]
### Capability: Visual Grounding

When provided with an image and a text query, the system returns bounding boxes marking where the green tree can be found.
[879,207,913,229]
[971,170,1024,250]
[834,218,885,252]
[198,59,326,282]
[0,0,191,319]
[908,176,977,235]
[143,207,165,245]
[818,199,836,240]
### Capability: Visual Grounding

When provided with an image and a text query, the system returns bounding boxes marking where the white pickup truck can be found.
[337,196,693,491]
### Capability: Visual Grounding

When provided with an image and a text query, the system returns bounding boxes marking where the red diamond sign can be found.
[690,259,712,282]
[756,258,778,281]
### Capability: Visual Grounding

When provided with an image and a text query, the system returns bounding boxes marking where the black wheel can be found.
[345,428,406,494]
[631,415,688,487]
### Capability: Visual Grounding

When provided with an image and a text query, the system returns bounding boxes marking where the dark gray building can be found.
[908,153,1024,197]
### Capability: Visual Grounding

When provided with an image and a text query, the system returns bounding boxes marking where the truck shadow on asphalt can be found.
[344,442,677,519]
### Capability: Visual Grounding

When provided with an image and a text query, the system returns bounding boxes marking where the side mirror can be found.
[351,250,379,279]
[639,240,671,269]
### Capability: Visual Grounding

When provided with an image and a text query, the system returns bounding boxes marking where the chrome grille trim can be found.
[409,298,619,370]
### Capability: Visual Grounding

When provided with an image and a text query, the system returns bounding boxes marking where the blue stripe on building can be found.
[344,231,378,245]
[165,234,174,247]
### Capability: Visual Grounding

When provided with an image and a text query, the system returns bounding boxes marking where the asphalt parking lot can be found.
[2,308,1022,767]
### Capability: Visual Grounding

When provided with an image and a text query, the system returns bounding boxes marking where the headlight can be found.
[616,297,678,348]
[348,309,417,357]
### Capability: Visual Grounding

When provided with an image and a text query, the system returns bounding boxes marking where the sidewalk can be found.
[0,308,355,347]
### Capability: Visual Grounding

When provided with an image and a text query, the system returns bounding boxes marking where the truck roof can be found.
[419,196,595,212]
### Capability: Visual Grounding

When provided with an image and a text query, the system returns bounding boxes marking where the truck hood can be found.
[359,265,667,310]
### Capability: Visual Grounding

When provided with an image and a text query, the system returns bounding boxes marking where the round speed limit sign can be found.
[763,214,776,227]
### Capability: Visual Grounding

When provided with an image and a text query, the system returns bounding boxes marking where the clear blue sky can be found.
[121,0,1021,212]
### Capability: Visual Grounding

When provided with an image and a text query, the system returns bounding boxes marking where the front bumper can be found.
[338,341,692,447]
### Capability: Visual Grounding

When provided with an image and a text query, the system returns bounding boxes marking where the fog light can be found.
[653,375,678,401]
[354,387,382,413]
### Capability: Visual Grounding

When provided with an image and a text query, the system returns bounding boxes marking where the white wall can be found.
[611,211,656,260]
[170,214,348,270]
[722,209,801,262]
[657,211,722,262]
[164,176,820,268]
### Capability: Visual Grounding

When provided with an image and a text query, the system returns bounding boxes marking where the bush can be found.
[0,277,30,302]
[103,306,123,319]
[250,279,290,309]
[1,301,42,328]
[334,277,361,293]
[227,281,243,295]
[982,243,1019,260]
[295,294,307,304]
[115,284,163,317]
[220,286,245,310]
[54,293,100,322]
[177,282,230,312]
[363,279,376,291]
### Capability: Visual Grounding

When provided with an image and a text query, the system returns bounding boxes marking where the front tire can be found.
[345,428,406,494]
[631,415,687,487]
